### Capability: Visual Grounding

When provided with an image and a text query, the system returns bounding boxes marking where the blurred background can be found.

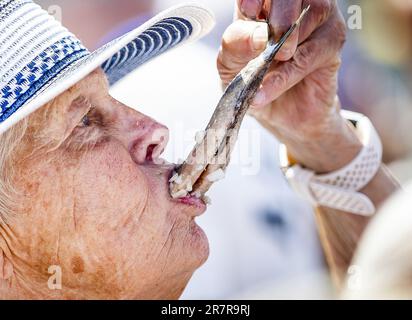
[35,0,412,299]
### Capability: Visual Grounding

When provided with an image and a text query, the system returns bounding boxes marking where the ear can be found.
[0,246,13,281]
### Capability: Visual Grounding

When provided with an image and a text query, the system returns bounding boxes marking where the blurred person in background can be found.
[36,0,324,299]
[339,0,412,183]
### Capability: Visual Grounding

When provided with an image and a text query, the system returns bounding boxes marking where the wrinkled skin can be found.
[0,70,208,299]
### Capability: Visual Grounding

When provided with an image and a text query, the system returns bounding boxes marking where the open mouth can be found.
[167,169,207,211]
[141,162,207,215]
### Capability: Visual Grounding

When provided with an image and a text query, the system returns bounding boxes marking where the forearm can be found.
[283,113,401,289]
[315,165,400,289]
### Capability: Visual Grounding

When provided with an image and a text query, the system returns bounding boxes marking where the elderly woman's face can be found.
[0,70,208,299]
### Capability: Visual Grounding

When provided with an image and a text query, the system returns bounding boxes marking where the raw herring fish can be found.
[170,6,311,200]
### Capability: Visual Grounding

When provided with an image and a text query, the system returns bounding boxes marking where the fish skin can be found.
[170,6,311,199]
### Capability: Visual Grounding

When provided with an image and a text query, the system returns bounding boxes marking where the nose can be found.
[129,120,169,164]
[115,103,169,164]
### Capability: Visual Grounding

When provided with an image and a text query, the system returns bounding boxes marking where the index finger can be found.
[268,0,303,61]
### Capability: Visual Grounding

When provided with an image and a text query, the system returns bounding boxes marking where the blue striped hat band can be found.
[0,0,214,131]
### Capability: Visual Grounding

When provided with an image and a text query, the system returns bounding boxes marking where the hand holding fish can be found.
[218,0,361,173]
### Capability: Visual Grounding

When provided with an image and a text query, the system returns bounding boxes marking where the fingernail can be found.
[241,0,260,18]
[252,24,268,51]
[252,90,266,107]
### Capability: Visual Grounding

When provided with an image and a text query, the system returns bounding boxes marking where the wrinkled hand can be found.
[218,0,362,172]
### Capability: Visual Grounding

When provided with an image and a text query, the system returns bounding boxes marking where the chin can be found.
[145,223,209,300]
[188,220,210,268]
[141,164,210,267]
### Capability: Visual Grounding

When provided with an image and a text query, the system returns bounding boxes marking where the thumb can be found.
[218,20,268,85]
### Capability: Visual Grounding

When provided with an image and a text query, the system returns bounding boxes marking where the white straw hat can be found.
[0,0,215,134]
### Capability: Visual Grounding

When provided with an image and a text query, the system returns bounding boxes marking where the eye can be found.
[81,114,91,127]
[77,107,100,128]
[68,107,105,150]
[74,106,105,139]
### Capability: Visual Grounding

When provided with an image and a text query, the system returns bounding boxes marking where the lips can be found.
[141,163,207,217]
[176,195,207,214]
[166,167,207,216]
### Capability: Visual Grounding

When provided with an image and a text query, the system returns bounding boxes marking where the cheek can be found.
[74,144,206,267]
[74,141,149,221]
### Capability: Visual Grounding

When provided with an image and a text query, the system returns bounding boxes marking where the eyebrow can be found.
[69,95,92,112]
[63,95,94,137]
[69,95,93,123]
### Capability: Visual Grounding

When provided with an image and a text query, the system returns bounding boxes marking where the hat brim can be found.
[0,3,215,134]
